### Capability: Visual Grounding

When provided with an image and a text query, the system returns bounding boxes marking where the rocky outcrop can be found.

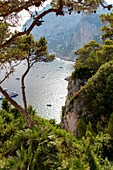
[71,16,102,51]
[62,77,87,133]
[62,60,113,134]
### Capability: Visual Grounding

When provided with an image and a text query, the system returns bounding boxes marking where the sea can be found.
[0,58,74,123]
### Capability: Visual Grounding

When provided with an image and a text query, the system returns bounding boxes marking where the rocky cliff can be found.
[62,76,88,134]
[62,63,113,136]
[70,14,102,51]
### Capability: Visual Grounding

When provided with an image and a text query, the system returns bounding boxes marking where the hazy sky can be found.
[106,0,113,4]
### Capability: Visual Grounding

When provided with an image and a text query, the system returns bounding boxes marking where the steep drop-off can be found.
[62,40,113,136]
[62,61,113,137]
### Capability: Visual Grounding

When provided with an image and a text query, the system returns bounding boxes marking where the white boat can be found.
[10,92,18,98]
[0,92,18,100]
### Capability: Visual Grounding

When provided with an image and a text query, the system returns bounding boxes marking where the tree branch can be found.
[98,0,111,8]
[0,6,63,48]
[0,61,21,84]
[0,0,45,17]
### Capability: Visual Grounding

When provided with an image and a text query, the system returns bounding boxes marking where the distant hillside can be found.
[23,4,108,61]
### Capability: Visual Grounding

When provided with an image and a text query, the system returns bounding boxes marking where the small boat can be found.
[0,91,18,100]
[15,77,20,80]
[47,104,52,107]
[10,92,18,98]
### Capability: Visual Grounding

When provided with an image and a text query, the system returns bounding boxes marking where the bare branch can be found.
[0,61,21,84]
[98,0,112,9]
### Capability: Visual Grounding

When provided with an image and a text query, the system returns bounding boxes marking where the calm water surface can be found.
[0,58,74,123]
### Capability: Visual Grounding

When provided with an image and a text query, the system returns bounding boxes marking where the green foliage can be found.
[0,22,10,45]
[45,53,56,62]
[1,98,11,111]
[1,105,113,169]
[49,118,57,126]
[72,66,93,79]
[106,113,113,138]
[72,40,113,81]
[73,41,102,80]
[69,32,113,131]
[27,105,36,116]
[17,34,35,53]
[35,37,48,57]
[0,106,76,169]
[100,12,113,40]
[76,118,87,138]
[96,121,104,133]
[69,60,113,134]
[62,106,66,117]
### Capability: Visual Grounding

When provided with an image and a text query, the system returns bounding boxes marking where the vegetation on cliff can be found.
[1,99,113,170]
[70,60,113,132]
[62,11,113,140]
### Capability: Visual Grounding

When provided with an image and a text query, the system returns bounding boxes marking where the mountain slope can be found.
[23,4,108,60]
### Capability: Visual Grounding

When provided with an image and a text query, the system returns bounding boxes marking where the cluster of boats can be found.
[0,90,18,100]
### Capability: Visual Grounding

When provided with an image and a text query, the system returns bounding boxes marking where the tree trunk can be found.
[21,62,29,114]
[0,86,33,127]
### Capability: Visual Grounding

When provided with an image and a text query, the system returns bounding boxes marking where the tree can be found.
[74,40,102,71]
[0,34,55,127]
[100,12,113,40]
[0,0,112,127]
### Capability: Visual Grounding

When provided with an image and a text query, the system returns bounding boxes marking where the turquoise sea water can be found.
[0,58,74,123]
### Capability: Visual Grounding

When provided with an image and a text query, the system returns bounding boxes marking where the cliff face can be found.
[62,60,113,135]
[62,77,87,133]
[71,17,102,51]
